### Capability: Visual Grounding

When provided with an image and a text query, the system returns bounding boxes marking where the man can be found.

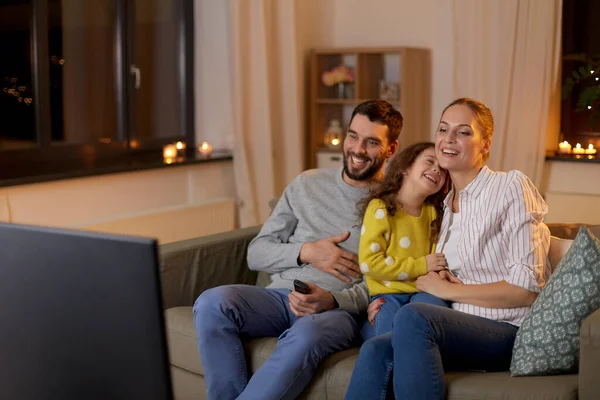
[193,100,402,400]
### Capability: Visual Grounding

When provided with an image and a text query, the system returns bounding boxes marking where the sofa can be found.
[160,223,600,400]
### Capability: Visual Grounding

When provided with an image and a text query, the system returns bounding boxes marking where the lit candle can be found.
[163,144,177,160]
[175,141,186,157]
[585,144,597,155]
[198,141,213,157]
[331,138,340,146]
[572,143,585,155]
[557,141,572,154]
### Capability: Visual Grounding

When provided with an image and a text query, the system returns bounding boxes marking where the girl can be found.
[357,142,450,341]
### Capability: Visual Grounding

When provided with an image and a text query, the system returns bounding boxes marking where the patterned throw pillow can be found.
[510,227,600,376]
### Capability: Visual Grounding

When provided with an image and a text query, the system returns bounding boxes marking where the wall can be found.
[195,0,454,175]
[541,161,600,224]
[295,0,454,139]
[0,161,237,243]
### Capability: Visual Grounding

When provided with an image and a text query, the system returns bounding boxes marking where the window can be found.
[561,0,600,148]
[0,0,194,182]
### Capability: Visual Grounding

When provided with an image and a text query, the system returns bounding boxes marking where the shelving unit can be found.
[308,47,431,169]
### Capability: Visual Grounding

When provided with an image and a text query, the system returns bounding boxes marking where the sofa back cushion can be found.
[511,227,600,376]
[548,223,600,240]
[548,237,573,272]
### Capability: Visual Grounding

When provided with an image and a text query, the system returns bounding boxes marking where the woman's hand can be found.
[416,271,460,299]
[439,269,463,284]
[425,253,447,272]
[367,297,386,325]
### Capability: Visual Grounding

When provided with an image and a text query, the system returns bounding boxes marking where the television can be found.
[0,223,172,399]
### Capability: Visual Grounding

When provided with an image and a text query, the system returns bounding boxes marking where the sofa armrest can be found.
[579,307,600,400]
[159,225,262,309]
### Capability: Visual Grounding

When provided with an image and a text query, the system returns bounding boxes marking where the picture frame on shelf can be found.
[379,80,400,101]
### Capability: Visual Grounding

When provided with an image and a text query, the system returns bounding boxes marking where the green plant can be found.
[562,53,600,130]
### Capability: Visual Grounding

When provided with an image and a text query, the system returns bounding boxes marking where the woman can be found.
[345,98,552,400]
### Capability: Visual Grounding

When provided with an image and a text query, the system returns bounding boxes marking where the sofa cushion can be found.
[445,371,578,400]
[511,227,600,376]
[166,307,204,375]
[166,306,293,377]
[168,306,579,400]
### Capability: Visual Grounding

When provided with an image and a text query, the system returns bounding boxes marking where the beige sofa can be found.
[160,223,600,400]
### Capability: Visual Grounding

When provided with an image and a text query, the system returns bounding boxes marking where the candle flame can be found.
[176,141,185,150]
[331,138,340,146]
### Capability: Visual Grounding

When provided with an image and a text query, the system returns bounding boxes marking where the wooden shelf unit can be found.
[308,47,431,169]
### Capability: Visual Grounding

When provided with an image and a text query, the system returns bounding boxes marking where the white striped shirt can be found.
[436,166,551,326]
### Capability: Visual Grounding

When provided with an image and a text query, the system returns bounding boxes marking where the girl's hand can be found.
[367,297,385,325]
[425,253,447,272]
[416,271,455,299]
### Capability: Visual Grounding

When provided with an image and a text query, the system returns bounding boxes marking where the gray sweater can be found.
[247,167,370,314]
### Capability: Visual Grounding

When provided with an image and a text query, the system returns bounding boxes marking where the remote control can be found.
[293,279,310,294]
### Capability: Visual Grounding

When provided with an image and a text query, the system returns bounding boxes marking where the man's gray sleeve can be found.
[247,188,303,274]
[331,281,370,315]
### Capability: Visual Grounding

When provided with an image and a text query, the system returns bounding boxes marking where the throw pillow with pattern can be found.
[510,227,600,376]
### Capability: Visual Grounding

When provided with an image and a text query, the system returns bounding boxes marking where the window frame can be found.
[0,0,195,182]
[560,0,600,142]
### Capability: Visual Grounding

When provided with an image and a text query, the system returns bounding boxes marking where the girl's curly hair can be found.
[357,142,449,245]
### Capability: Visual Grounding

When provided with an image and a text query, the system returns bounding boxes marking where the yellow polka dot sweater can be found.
[359,198,437,296]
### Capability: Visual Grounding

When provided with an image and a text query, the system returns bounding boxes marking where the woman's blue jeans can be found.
[345,303,518,400]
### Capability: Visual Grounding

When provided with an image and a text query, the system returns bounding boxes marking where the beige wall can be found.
[0,161,237,243]
[541,161,600,224]
[194,0,454,179]
[295,0,454,141]
[331,0,454,134]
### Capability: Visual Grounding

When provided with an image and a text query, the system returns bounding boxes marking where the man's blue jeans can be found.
[193,284,360,400]
[345,303,518,400]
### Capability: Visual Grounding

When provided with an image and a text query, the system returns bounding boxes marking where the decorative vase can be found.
[336,83,345,99]
[336,82,354,99]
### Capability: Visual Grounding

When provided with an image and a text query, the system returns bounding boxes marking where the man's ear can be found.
[387,140,399,158]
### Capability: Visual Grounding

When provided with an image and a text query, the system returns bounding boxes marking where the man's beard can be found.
[343,152,385,181]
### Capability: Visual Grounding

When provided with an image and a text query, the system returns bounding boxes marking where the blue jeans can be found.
[193,284,360,400]
[348,293,449,400]
[346,303,518,400]
[360,292,450,342]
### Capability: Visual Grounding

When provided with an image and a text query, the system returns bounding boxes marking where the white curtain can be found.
[196,0,303,227]
[452,0,562,185]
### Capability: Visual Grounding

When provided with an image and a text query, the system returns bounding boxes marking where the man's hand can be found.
[299,232,360,282]
[288,282,336,317]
